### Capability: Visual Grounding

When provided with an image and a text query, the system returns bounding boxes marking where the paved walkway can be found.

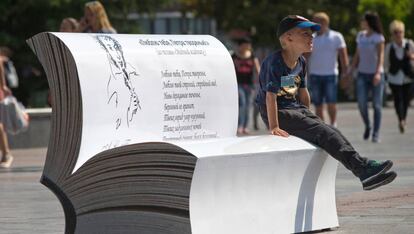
[0,104,413,233]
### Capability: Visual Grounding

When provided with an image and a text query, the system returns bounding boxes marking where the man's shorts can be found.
[309,74,338,106]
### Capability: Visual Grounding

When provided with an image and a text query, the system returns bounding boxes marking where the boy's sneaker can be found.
[359,160,393,185]
[362,171,397,190]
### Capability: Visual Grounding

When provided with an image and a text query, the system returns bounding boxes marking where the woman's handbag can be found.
[0,96,29,134]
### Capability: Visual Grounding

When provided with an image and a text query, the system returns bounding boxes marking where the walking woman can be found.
[349,12,385,143]
[384,20,414,133]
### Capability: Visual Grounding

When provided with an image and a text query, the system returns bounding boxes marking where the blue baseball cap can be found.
[277,15,321,38]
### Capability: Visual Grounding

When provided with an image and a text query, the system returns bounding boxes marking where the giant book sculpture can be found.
[28,32,339,234]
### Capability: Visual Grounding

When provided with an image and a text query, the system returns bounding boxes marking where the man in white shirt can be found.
[308,12,349,126]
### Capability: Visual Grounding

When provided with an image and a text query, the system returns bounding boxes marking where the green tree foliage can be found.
[0,0,169,105]
[0,0,88,106]
[184,0,361,49]
[1,0,413,105]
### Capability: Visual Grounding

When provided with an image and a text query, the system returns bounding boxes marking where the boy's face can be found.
[285,28,314,53]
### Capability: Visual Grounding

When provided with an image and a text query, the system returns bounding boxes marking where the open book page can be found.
[52,33,238,172]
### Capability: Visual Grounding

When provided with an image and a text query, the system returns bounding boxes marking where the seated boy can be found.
[256,15,396,190]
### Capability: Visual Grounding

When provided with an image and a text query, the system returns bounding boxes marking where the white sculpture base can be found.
[180,135,339,234]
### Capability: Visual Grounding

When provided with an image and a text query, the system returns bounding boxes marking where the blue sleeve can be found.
[259,59,279,93]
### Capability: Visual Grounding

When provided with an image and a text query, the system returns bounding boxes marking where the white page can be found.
[52,33,238,172]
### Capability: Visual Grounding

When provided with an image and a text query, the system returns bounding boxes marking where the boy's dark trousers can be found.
[259,106,368,177]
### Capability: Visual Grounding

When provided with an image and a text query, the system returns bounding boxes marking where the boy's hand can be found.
[270,127,289,137]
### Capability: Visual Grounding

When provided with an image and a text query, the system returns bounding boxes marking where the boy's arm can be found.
[298,88,310,108]
[266,91,289,137]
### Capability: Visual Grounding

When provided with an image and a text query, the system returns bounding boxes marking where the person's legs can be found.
[325,75,338,126]
[399,83,413,133]
[260,106,355,157]
[315,105,324,121]
[310,75,325,121]
[389,83,405,133]
[0,123,12,168]
[389,83,404,121]
[237,85,251,133]
[277,108,395,190]
[277,108,368,176]
[372,74,385,142]
[241,85,252,131]
[356,73,371,140]
[238,85,247,132]
[259,105,395,190]
[401,83,412,121]
[251,85,259,130]
[252,101,260,130]
[327,104,337,126]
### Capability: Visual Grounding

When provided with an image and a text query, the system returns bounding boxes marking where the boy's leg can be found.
[277,108,368,177]
[259,106,395,190]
